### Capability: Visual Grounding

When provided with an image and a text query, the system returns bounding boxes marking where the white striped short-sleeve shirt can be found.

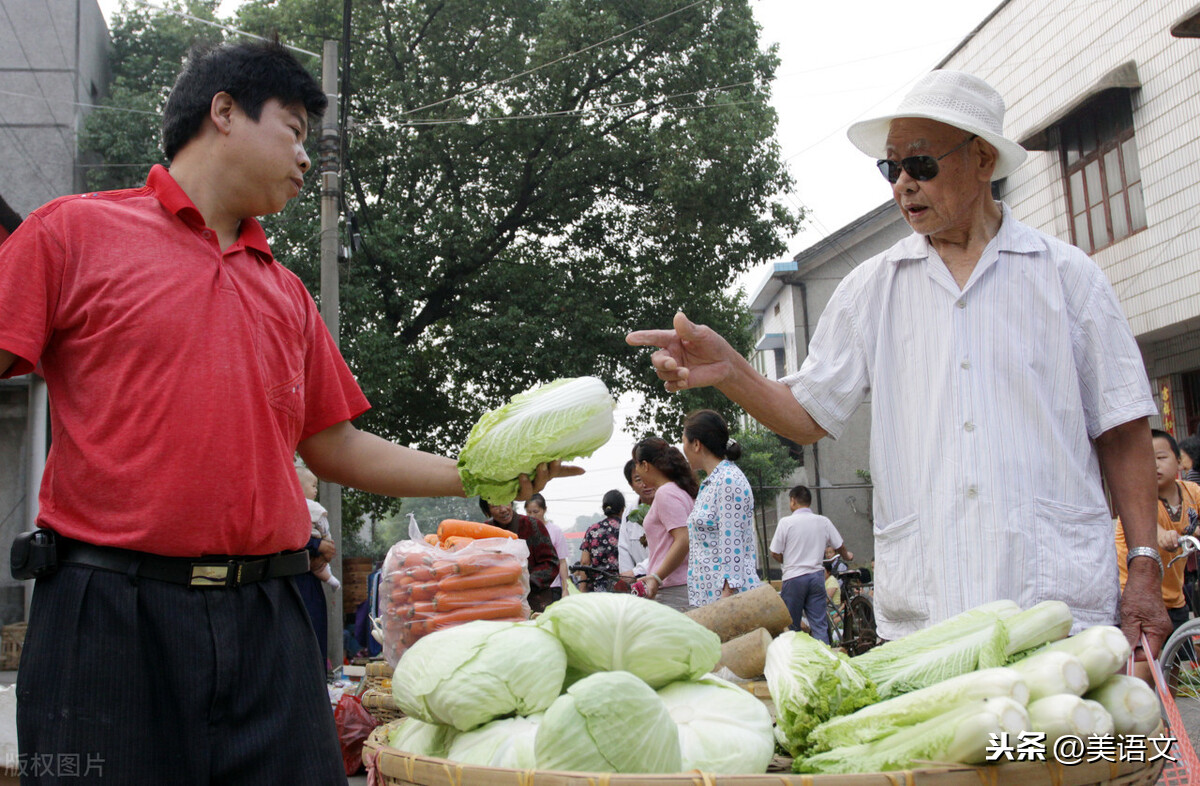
[782,203,1155,640]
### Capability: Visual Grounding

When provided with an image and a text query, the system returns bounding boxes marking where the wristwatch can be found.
[1126,546,1164,577]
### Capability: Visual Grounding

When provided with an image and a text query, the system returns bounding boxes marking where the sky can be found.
[95,0,1003,529]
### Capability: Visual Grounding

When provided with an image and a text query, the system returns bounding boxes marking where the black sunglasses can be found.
[876,134,977,184]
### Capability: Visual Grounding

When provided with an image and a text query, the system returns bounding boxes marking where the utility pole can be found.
[318,39,343,670]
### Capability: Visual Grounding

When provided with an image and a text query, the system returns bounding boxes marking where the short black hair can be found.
[1180,436,1200,466]
[162,40,326,160]
[1152,429,1180,460]
[789,485,812,506]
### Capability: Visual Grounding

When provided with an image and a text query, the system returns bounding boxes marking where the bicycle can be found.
[832,567,880,656]
[568,563,637,594]
[1159,534,1200,697]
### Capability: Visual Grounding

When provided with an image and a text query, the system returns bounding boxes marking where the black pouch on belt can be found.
[11,528,58,581]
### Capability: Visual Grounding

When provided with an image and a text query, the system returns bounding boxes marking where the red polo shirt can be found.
[0,166,370,556]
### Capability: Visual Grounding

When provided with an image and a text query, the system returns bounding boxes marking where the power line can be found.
[0,89,160,116]
[132,0,320,58]
[400,0,715,118]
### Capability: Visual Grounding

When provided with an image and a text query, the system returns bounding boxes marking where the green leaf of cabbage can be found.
[657,675,774,774]
[796,697,1030,774]
[458,376,616,504]
[535,592,721,688]
[809,667,1029,752]
[444,714,542,768]
[765,631,878,756]
[535,671,681,773]
[387,717,459,759]
[391,620,567,731]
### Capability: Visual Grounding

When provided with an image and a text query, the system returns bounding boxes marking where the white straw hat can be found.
[847,70,1028,181]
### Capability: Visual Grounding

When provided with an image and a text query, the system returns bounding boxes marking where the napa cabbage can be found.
[457,376,615,504]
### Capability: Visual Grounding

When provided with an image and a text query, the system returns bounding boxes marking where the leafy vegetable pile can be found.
[457,376,616,505]
[769,600,1161,774]
[388,592,776,774]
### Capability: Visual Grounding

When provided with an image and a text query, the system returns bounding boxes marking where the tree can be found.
[82,0,803,528]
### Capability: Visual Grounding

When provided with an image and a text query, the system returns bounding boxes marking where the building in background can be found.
[750,0,1200,561]
[0,0,109,623]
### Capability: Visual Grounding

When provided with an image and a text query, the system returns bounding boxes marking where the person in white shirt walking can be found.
[628,70,1169,655]
[770,486,852,643]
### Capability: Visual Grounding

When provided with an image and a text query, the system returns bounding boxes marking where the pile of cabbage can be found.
[766,599,1162,773]
[386,592,776,774]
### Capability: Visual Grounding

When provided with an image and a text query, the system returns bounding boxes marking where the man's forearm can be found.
[298,421,464,498]
[1097,418,1157,553]
[717,356,827,445]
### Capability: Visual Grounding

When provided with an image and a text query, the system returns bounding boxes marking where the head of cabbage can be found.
[535,593,720,688]
[444,714,542,769]
[391,620,567,731]
[457,376,616,504]
[535,671,681,773]
[657,675,775,774]
[387,717,458,759]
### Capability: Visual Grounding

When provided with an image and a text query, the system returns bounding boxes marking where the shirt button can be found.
[957,299,967,309]
[960,359,971,370]
[967,485,979,498]
[202,230,212,239]
[964,421,975,432]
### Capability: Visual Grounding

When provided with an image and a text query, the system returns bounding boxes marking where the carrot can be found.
[405,565,436,582]
[427,597,526,626]
[438,562,523,592]
[433,585,525,611]
[408,601,436,618]
[431,553,519,579]
[404,551,433,568]
[436,519,518,542]
[409,582,440,602]
[443,535,475,551]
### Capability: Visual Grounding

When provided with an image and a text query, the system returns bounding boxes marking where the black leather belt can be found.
[56,537,311,588]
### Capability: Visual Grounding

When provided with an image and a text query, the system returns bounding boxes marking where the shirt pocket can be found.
[1032,497,1118,616]
[873,512,930,623]
[255,310,306,434]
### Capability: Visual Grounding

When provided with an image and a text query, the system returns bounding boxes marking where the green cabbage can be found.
[765,631,878,756]
[391,620,567,731]
[535,593,721,689]
[534,671,681,773]
[458,376,616,504]
[387,717,458,759]
[657,675,774,774]
[444,714,542,768]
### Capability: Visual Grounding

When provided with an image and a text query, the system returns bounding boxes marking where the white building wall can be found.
[942,0,1200,340]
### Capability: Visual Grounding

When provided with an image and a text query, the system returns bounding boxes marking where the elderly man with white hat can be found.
[628,70,1170,654]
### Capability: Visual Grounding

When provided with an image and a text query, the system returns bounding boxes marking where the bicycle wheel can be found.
[1159,617,1200,697]
[845,595,880,656]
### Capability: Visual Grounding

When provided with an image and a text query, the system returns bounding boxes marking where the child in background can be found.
[296,466,340,590]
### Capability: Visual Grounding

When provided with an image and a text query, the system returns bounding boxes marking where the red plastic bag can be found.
[333,694,376,776]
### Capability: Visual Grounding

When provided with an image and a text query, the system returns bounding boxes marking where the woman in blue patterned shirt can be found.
[682,410,761,607]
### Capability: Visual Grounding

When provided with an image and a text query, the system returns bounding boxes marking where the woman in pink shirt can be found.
[632,436,699,612]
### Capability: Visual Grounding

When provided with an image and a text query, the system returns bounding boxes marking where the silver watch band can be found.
[1126,546,1164,577]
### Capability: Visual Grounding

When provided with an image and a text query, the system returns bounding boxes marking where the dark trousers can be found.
[17,565,346,785]
[781,572,830,643]
[295,572,329,666]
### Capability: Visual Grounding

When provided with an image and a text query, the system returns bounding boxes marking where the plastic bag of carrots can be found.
[379,515,531,667]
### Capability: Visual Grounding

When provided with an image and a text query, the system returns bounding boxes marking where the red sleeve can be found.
[0,211,66,377]
[293,280,371,440]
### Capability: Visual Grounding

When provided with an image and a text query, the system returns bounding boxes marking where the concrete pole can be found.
[318,39,344,670]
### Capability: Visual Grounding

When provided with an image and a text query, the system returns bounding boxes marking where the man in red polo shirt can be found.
[0,41,574,785]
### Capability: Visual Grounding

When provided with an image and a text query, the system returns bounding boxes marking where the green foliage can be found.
[83,0,803,526]
[736,424,800,498]
[344,495,484,559]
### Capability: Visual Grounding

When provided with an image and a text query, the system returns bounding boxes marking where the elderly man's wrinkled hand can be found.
[1119,567,1172,659]
[515,459,585,500]
[626,312,737,393]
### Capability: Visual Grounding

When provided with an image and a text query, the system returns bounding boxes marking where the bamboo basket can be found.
[361,721,1164,786]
